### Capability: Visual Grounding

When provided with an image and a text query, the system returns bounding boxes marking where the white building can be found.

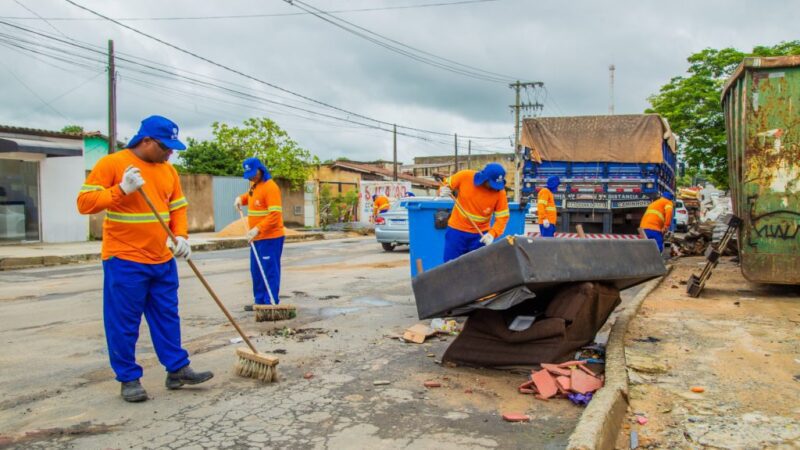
[0,125,88,243]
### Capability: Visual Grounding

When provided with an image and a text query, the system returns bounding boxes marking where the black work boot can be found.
[121,379,148,402]
[166,365,214,389]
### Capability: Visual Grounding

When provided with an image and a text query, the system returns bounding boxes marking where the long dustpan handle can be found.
[138,188,259,354]
[238,208,276,305]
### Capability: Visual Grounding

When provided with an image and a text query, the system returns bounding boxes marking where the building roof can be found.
[329,161,439,188]
[0,124,83,140]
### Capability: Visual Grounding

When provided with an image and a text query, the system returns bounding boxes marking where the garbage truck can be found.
[520,114,677,234]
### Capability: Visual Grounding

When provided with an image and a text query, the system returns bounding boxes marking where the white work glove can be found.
[168,236,191,259]
[480,233,495,246]
[234,196,243,210]
[246,226,259,241]
[542,219,551,228]
[439,186,452,197]
[119,165,144,194]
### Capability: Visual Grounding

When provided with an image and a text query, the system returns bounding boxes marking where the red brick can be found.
[571,369,603,394]
[557,360,587,368]
[423,381,441,388]
[556,376,571,391]
[518,380,535,390]
[531,369,558,399]
[578,364,597,377]
[502,413,531,422]
[541,363,571,377]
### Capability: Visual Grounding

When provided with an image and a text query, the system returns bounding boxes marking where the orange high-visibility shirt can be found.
[445,170,510,237]
[537,187,557,225]
[640,197,674,232]
[239,179,284,240]
[373,195,390,215]
[77,149,188,264]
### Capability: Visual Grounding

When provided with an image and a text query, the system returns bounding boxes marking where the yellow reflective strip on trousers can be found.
[106,211,170,223]
[644,209,665,221]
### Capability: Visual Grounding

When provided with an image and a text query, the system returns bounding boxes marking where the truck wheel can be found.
[381,243,395,252]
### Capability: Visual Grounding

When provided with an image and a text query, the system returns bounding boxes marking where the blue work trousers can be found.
[443,227,483,263]
[540,223,556,237]
[102,257,189,382]
[643,229,664,252]
[250,237,284,305]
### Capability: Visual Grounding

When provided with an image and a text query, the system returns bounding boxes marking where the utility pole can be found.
[467,140,472,170]
[510,80,544,201]
[608,64,615,115]
[392,124,397,181]
[453,133,458,173]
[107,39,117,154]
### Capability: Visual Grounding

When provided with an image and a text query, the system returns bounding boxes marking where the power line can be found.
[2,0,500,21]
[21,9,510,140]
[286,0,517,84]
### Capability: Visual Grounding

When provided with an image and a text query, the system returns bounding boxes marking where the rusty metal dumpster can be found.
[721,55,800,284]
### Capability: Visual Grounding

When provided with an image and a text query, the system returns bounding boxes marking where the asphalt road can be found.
[0,236,628,449]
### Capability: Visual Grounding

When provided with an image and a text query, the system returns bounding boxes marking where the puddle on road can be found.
[318,306,364,317]
[353,296,392,307]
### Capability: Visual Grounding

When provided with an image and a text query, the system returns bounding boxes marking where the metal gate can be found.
[212,176,250,232]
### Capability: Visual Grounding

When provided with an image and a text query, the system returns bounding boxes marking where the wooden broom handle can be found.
[138,189,259,354]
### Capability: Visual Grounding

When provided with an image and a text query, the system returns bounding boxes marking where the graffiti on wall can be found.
[746,195,800,248]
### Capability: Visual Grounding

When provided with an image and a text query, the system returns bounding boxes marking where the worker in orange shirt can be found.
[440,163,510,262]
[640,191,674,252]
[234,157,285,310]
[537,176,560,237]
[77,115,213,403]
[372,193,390,220]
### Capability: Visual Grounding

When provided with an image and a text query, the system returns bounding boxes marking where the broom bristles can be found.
[254,304,297,322]
[235,348,279,382]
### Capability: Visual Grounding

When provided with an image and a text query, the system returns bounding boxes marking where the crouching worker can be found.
[77,115,213,403]
[440,163,510,262]
[640,191,674,252]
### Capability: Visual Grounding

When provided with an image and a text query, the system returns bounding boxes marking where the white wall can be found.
[40,155,88,242]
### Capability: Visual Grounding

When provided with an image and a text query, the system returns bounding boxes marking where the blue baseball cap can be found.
[126,115,186,150]
[662,190,674,200]
[473,163,506,191]
[242,157,271,180]
[547,176,560,191]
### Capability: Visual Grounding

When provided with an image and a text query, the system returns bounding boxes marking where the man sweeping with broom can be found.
[77,115,213,402]
[234,157,294,321]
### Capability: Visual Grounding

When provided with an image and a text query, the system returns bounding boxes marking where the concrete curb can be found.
[566,266,672,450]
[0,233,326,271]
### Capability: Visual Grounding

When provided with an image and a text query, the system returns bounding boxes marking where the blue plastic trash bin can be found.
[404,197,525,277]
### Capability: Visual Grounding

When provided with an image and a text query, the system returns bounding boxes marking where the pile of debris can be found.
[518,360,604,406]
[670,221,737,257]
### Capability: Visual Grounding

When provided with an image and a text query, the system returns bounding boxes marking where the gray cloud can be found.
[0,0,797,163]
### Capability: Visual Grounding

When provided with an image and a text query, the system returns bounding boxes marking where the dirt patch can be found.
[262,327,332,342]
[0,421,122,447]
[618,257,800,449]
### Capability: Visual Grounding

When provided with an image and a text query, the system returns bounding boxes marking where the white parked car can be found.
[674,200,689,232]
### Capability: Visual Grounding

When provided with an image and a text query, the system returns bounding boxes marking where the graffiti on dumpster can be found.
[746,195,800,248]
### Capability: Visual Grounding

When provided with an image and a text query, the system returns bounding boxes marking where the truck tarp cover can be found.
[521,114,676,163]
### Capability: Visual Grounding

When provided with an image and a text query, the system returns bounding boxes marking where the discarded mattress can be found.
[443,282,620,366]
[411,235,665,320]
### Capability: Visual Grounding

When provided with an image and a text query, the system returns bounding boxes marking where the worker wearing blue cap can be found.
[77,115,213,402]
[537,176,560,237]
[234,157,285,310]
[440,163,510,262]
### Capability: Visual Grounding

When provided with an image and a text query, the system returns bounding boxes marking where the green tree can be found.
[646,41,800,189]
[61,124,84,134]
[176,117,319,188]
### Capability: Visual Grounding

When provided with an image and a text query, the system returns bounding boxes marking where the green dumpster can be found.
[721,55,800,284]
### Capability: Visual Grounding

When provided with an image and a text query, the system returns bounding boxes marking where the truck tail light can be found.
[632,188,642,193]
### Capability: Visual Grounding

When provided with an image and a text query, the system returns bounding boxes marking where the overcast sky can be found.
[0,0,797,163]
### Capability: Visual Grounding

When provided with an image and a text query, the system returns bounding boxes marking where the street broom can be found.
[237,208,296,322]
[139,189,278,382]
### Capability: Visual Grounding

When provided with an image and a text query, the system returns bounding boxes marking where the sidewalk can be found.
[0,230,346,270]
